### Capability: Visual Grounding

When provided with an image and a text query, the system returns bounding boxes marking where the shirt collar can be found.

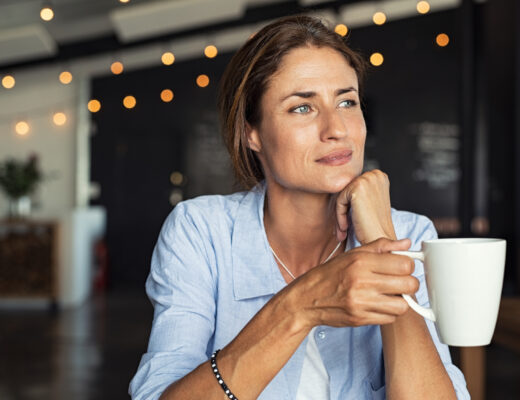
[231,181,284,301]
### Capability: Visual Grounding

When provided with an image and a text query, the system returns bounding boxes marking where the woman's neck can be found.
[263,181,343,277]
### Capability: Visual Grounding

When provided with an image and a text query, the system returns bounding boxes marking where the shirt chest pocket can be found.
[366,384,386,400]
[362,349,385,399]
[363,369,385,400]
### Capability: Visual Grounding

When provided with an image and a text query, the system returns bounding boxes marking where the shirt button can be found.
[317,330,326,340]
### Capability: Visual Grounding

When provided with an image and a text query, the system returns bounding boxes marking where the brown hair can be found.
[218,14,367,189]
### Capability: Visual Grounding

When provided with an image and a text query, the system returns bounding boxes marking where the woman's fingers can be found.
[345,243,415,276]
[371,275,420,295]
[371,253,416,276]
[307,247,421,328]
[344,311,399,327]
[334,170,395,245]
[335,189,351,241]
[365,295,411,318]
[359,237,412,254]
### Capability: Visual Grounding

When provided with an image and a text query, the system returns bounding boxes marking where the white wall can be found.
[0,67,78,218]
[0,67,104,308]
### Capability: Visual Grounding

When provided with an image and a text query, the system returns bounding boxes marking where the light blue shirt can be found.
[130,183,469,399]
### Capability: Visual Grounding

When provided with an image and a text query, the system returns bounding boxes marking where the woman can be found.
[130,15,469,400]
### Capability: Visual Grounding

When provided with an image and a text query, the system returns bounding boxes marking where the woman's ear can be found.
[245,122,262,153]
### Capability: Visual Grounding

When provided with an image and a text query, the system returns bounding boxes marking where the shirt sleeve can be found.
[129,202,217,400]
[405,215,470,400]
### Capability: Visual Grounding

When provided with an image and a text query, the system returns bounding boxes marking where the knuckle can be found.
[353,181,365,193]
[349,275,360,289]
[345,292,360,311]
[376,237,390,246]
[349,254,365,269]
[350,314,363,327]
[348,274,368,291]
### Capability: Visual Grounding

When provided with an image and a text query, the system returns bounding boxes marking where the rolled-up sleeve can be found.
[406,215,470,400]
[129,203,217,400]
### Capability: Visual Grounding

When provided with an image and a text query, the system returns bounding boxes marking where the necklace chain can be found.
[270,240,343,281]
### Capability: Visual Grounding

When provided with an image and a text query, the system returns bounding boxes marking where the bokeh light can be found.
[370,52,384,66]
[170,171,184,185]
[204,45,218,59]
[161,52,175,65]
[59,71,73,84]
[53,112,67,126]
[417,1,430,14]
[196,74,210,88]
[111,61,124,75]
[334,24,348,37]
[160,89,174,103]
[373,12,386,25]
[40,7,54,21]
[123,95,136,109]
[436,33,450,47]
[87,99,101,113]
[2,75,15,89]
[15,121,30,136]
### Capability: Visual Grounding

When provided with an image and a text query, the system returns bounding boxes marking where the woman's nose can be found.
[319,108,348,141]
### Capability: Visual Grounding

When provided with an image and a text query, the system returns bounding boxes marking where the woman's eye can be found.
[339,99,357,108]
[292,104,311,114]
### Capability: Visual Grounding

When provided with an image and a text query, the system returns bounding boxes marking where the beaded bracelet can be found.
[211,349,239,400]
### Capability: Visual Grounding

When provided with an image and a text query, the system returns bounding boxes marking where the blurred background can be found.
[0,0,518,399]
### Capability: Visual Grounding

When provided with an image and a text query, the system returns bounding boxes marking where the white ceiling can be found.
[0,0,464,69]
[0,0,252,67]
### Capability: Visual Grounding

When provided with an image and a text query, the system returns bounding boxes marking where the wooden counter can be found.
[0,219,58,302]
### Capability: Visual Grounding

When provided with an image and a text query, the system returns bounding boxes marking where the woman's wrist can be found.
[211,286,314,399]
[361,224,397,244]
[270,283,315,335]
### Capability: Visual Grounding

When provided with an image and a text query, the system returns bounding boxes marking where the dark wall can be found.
[90,54,235,286]
[484,0,519,293]
[350,10,461,218]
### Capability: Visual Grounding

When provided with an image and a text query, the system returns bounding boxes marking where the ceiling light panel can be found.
[0,24,57,65]
[110,0,246,43]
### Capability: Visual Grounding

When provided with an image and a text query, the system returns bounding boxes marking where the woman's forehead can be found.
[267,46,358,94]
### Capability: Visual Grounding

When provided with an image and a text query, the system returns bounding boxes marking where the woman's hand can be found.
[335,169,395,244]
[293,238,418,328]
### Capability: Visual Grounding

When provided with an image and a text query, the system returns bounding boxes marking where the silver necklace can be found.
[270,240,343,281]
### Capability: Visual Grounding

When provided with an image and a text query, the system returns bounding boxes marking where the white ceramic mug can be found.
[393,238,506,346]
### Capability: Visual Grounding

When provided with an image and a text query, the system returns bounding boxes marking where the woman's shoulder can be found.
[177,191,248,212]
[162,190,253,234]
[390,208,437,246]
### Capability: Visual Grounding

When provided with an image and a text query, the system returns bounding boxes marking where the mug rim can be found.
[423,238,505,245]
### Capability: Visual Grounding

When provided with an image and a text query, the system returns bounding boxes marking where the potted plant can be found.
[0,154,42,219]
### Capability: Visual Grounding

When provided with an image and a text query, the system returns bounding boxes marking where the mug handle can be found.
[391,250,436,322]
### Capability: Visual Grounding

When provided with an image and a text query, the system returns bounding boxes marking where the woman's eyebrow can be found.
[280,87,357,102]
[280,91,316,102]
[336,87,357,96]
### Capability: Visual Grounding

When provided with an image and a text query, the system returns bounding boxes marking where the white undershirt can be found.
[295,327,330,400]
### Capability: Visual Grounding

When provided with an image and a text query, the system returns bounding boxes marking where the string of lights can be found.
[1,1,450,137]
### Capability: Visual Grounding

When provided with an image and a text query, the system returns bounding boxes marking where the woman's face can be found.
[247,45,366,194]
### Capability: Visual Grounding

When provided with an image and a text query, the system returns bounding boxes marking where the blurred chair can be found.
[460,297,520,400]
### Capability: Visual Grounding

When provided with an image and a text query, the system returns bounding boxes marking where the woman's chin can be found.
[321,175,356,193]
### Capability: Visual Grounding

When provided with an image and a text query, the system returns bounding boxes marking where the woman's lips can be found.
[316,150,353,166]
